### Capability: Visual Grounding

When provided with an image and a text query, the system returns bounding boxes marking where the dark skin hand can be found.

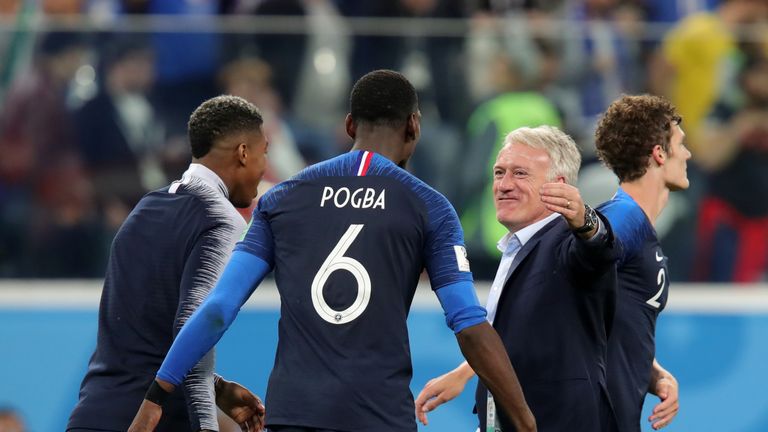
[129,378,265,432]
[421,322,537,432]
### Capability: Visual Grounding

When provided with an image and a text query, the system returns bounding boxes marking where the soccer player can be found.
[67,96,268,432]
[594,95,686,431]
[129,70,536,432]
[414,126,619,431]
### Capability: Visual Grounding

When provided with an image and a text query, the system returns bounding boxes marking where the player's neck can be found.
[351,135,406,165]
[192,157,236,197]
[620,176,669,225]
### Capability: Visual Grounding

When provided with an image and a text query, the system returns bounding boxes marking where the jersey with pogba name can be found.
[236,150,473,432]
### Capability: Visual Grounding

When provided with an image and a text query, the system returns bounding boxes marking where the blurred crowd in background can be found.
[0,0,766,282]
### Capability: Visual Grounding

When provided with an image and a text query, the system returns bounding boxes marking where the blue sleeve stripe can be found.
[435,281,488,334]
[157,251,270,385]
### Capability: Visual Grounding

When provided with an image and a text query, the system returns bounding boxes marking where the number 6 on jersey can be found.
[311,224,372,324]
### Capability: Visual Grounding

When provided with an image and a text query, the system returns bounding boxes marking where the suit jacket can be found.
[476,214,619,432]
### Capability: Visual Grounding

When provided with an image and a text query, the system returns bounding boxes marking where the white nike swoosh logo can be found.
[655,252,664,262]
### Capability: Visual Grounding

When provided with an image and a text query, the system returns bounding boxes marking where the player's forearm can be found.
[457,322,536,432]
[648,358,675,393]
[158,252,268,386]
[157,298,231,386]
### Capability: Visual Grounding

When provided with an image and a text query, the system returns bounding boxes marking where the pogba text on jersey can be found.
[320,186,386,209]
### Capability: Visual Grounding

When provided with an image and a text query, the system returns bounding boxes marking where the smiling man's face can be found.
[493,142,555,232]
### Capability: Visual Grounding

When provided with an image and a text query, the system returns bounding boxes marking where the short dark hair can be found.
[188,95,264,158]
[349,70,418,128]
[595,95,682,182]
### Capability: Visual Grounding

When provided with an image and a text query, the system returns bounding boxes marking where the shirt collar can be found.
[497,212,560,254]
[184,163,229,198]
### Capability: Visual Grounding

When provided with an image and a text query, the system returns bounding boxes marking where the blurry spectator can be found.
[251,0,308,111]
[143,0,221,138]
[694,53,768,282]
[458,53,561,277]
[422,0,473,125]
[0,407,25,432]
[0,31,88,276]
[470,0,564,14]
[41,0,83,14]
[465,1,643,143]
[564,0,645,127]
[292,0,352,132]
[74,35,167,225]
[0,1,30,100]
[641,0,719,23]
[649,0,768,155]
[339,0,471,125]
[24,157,108,277]
[0,0,21,14]
[0,31,87,185]
[465,8,581,138]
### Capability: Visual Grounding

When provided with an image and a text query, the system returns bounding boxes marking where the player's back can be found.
[68,171,244,431]
[242,151,469,432]
[598,188,669,432]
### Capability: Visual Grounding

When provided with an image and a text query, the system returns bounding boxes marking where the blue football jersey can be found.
[236,150,473,432]
[68,164,246,431]
[599,188,669,432]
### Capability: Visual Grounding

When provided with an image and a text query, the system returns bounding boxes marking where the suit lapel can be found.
[507,217,564,279]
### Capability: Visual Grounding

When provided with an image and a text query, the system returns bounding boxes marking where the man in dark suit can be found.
[415,125,620,431]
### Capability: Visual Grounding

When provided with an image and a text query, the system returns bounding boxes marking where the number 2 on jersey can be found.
[311,224,372,324]
[646,267,665,309]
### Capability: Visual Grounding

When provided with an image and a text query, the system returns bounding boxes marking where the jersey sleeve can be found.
[176,223,232,430]
[234,199,276,267]
[599,201,648,265]
[423,192,474,290]
[158,251,270,387]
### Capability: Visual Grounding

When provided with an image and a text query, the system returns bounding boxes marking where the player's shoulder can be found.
[370,156,453,214]
[598,193,642,221]
[257,152,358,210]
[597,189,655,254]
[152,180,242,233]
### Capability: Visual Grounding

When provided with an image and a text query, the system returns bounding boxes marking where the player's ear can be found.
[237,142,248,166]
[405,112,420,142]
[345,114,356,139]
[651,144,666,167]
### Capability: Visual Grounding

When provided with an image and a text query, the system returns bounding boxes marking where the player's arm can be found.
[458,322,535,432]
[647,358,679,430]
[417,282,535,431]
[174,225,240,431]
[417,194,534,431]
[129,250,270,432]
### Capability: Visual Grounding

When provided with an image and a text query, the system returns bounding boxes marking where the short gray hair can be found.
[501,125,581,184]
